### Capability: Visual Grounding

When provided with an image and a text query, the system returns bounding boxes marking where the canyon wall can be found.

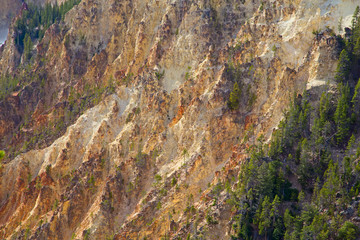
[0,0,359,239]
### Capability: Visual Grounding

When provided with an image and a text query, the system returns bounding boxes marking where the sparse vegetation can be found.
[52,199,59,211]
[88,175,96,192]
[0,150,4,169]
[206,212,218,225]
[0,74,20,101]
[35,177,42,190]
[45,164,51,175]
[83,229,91,240]
[155,70,165,80]
[272,44,277,52]
[171,177,177,187]
[154,174,162,184]
[156,201,162,210]
[159,188,167,197]
[122,73,134,85]
[259,1,264,12]
[228,82,242,110]
[126,182,134,193]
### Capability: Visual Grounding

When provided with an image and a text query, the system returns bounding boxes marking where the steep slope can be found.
[0,0,65,45]
[0,0,360,239]
[0,0,22,44]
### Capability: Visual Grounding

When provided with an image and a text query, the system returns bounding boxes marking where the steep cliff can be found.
[0,0,360,239]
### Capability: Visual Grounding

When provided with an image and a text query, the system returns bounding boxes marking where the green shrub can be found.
[338,221,358,240]
[155,174,162,183]
[228,82,242,110]
[171,177,177,187]
[206,213,218,225]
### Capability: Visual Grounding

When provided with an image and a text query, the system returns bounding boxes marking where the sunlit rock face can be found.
[0,0,359,239]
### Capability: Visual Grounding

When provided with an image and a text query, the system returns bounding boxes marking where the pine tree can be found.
[354,37,360,59]
[318,162,339,212]
[319,92,332,127]
[352,6,360,43]
[352,78,360,124]
[338,221,359,240]
[298,96,311,138]
[228,82,242,110]
[23,33,32,61]
[257,196,272,238]
[352,6,360,29]
[258,162,273,197]
[335,49,351,83]
[270,195,281,225]
[284,209,297,240]
[334,84,351,145]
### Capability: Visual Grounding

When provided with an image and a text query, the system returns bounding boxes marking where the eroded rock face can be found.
[0,0,358,239]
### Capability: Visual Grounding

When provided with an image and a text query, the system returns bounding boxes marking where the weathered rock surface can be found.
[0,0,359,239]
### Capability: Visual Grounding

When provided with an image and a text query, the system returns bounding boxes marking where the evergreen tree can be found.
[257,196,272,238]
[270,195,281,225]
[318,92,332,127]
[258,162,273,198]
[353,37,360,59]
[351,78,360,123]
[318,162,339,212]
[352,6,360,43]
[352,6,360,29]
[338,221,359,240]
[284,209,297,240]
[228,82,242,110]
[335,49,351,83]
[334,84,352,145]
[23,33,32,61]
[297,138,315,189]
